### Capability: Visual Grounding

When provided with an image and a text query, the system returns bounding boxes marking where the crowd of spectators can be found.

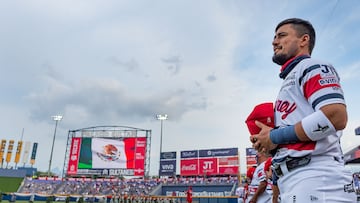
[161,175,238,185]
[18,175,238,196]
[19,177,160,196]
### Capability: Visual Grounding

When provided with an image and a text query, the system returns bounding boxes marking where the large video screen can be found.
[67,137,146,176]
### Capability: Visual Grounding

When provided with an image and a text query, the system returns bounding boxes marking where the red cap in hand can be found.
[245,102,275,135]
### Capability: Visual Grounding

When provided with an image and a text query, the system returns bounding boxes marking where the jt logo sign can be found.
[203,161,213,169]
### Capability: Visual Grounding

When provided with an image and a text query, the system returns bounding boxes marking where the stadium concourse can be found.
[1,175,240,203]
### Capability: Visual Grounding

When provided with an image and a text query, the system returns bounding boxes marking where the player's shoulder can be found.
[299,57,333,70]
[254,163,265,173]
[296,57,336,78]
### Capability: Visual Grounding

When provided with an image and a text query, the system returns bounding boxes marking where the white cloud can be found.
[0,0,360,176]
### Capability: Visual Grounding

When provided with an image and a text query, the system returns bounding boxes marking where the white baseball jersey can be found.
[235,186,245,203]
[273,56,345,162]
[246,162,271,203]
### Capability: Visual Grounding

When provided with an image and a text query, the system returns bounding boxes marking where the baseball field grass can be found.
[0,177,23,192]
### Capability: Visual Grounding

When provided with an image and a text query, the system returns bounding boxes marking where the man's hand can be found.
[250,120,278,152]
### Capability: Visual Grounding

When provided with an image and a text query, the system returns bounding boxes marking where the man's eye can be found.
[274,33,285,40]
[279,33,287,37]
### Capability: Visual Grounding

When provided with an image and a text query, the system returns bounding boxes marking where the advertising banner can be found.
[6,140,14,163]
[30,143,38,165]
[199,147,238,157]
[67,137,82,175]
[218,156,239,166]
[22,141,31,165]
[14,141,23,164]
[246,147,257,169]
[180,147,239,176]
[219,166,239,175]
[159,151,177,176]
[180,158,198,176]
[134,137,146,176]
[0,140,6,164]
[159,159,176,176]
[199,157,218,175]
[160,151,177,160]
[181,150,198,159]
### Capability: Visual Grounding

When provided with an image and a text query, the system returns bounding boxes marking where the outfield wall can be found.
[1,193,238,203]
[0,168,27,177]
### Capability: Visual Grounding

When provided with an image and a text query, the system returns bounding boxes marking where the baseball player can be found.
[264,157,280,203]
[246,103,280,203]
[245,152,272,203]
[244,166,256,201]
[186,186,193,203]
[235,183,246,203]
[250,18,356,202]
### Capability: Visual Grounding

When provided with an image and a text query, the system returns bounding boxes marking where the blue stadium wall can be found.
[159,184,237,202]
[161,185,234,196]
[0,168,27,177]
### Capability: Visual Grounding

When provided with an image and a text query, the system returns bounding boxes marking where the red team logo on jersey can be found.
[275,100,296,119]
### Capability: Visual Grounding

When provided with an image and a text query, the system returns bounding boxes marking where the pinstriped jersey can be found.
[273,56,346,162]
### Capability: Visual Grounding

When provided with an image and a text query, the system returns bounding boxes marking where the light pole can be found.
[156,114,168,176]
[48,115,63,176]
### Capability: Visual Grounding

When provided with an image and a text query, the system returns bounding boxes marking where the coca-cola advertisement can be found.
[180,159,198,176]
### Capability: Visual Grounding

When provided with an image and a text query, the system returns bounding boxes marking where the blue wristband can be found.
[269,125,299,144]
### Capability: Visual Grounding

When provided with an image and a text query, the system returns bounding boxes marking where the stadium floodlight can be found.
[156,114,168,154]
[48,115,63,176]
[156,114,168,176]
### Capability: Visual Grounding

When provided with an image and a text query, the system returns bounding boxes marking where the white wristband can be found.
[301,110,336,141]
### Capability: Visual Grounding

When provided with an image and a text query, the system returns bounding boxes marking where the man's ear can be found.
[300,34,310,48]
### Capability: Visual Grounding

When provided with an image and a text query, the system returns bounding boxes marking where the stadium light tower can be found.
[156,114,168,176]
[48,115,63,176]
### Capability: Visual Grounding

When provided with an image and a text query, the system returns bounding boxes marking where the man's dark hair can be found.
[275,18,316,54]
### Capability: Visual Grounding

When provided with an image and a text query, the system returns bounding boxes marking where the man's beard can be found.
[272,53,290,65]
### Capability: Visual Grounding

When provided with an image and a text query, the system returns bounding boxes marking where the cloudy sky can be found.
[1,0,360,176]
